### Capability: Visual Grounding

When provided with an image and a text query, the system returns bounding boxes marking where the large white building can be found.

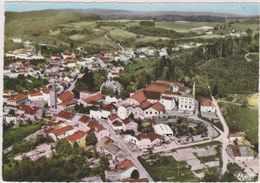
[153,123,173,137]
[178,96,196,114]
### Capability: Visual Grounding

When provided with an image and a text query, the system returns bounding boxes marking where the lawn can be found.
[3,121,45,148]
[219,102,258,145]
[123,58,158,77]
[69,34,86,41]
[108,28,136,42]
[139,156,198,182]
[134,35,170,44]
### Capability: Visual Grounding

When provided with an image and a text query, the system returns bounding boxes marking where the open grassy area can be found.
[108,28,136,42]
[219,102,258,145]
[123,58,158,77]
[3,121,45,148]
[248,93,258,108]
[139,156,198,182]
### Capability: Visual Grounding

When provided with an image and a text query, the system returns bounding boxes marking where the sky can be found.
[5,2,260,16]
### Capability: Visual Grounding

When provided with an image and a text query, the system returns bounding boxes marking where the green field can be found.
[108,28,137,42]
[219,102,258,145]
[139,156,198,182]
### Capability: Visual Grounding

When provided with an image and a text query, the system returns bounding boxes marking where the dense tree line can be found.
[3,140,108,181]
[127,26,197,39]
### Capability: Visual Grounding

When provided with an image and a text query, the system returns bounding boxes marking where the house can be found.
[117,105,130,120]
[28,92,44,101]
[49,125,75,141]
[143,102,165,118]
[79,93,104,107]
[6,94,28,106]
[136,132,163,149]
[57,99,77,111]
[153,123,173,137]
[112,120,126,131]
[105,159,137,181]
[77,115,91,132]
[87,120,109,141]
[57,110,75,122]
[137,132,163,149]
[121,118,138,133]
[57,91,74,104]
[89,104,116,119]
[160,95,176,110]
[178,95,196,114]
[16,105,43,121]
[200,98,216,113]
[67,130,88,147]
[126,90,147,106]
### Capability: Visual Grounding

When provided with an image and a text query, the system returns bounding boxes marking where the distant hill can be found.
[6,9,255,23]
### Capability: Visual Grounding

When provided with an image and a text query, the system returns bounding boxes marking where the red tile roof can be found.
[151,102,165,112]
[139,100,152,110]
[67,130,87,142]
[108,114,119,121]
[200,98,214,107]
[112,120,123,127]
[58,91,74,102]
[117,159,134,170]
[137,132,162,142]
[130,90,147,104]
[29,92,43,97]
[57,110,74,120]
[50,125,73,136]
[9,93,27,101]
[79,115,90,124]
[87,120,105,132]
[47,120,57,126]
[17,105,40,115]
[145,82,170,93]
[58,99,77,107]
[83,93,104,104]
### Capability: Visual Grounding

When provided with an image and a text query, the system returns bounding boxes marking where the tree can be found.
[131,169,140,179]
[56,140,73,156]
[72,88,80,99]
[85,131,97,146]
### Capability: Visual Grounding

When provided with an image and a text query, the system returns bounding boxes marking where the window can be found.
[150,112,152,114]
[146,111,148,114]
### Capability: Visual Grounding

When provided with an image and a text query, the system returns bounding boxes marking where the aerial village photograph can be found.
[1,1,259,182]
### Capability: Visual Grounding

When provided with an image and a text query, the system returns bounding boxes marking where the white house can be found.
[160,95,176,110]
[28,92,44,101]
[117,105,129,120]
[144,102,165,118]
[136,132,163,149]
[49,125,75,141]
[200,98,216,113]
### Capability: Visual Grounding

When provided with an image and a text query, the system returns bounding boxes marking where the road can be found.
[211,96,230,175]
[104,34,124,51]
[98,119,154,181]
[66,73,84,92]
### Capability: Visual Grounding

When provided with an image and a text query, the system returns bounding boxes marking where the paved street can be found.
[98,119,154,181]
[211,96,230,175]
